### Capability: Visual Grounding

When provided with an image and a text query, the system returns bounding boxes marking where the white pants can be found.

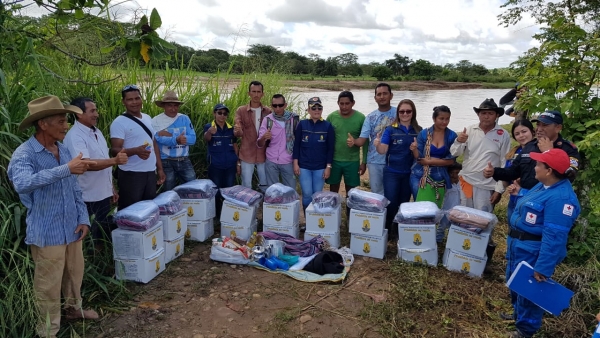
[460,186,493,213]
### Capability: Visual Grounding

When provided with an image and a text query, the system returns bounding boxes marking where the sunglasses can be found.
[215,111,228,116]
[272,103,285,108]
[398,110,413,115]
[122,84,140,92]
[310,106,323,111]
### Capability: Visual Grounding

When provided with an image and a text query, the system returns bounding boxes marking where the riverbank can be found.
[284,79,514,92]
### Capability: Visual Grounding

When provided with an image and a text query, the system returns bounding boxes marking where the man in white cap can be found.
[8,96,100,337]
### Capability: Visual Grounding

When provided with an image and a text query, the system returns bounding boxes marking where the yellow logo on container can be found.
[415,255,422,263]
[152,236,157,250]
[362,219,370,232]
[155,260,160,272]
[175,243,181,256]
[230,230,237,238]
[176,220,182,233]
[413,233,422,246]
[461,261,470,274]
[185,228,191,239]
[462,239,471,250]
[275,210,282,222]
[318,218,325,229]
[320,135,323,140]
[233,211,240,222]
[187,206,194,217]
[363,242,370,253]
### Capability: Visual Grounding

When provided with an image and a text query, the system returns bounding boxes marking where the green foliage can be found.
[372,66,393,81]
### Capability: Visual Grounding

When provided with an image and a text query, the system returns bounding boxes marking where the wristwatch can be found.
[326,165,332,168]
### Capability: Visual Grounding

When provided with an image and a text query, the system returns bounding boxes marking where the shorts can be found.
[326,160,360,187]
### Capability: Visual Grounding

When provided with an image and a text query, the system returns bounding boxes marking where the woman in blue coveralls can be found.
[505,148,580,338]
[374,99,421,240]
[203,103,240,218]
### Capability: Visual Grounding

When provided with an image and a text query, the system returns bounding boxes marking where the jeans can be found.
[162,157,196,191]
[383,169,411,234]
[208,165,237,219]
[241,161,267,192]
[367,163,385,195]
[298,168,325,211]
[265,160,296,189]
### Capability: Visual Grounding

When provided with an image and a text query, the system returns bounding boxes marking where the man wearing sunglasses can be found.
[233,81,271,192]
[257,94,299,188]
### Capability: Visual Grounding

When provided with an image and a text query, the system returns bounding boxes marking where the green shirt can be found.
[326,110,368,162]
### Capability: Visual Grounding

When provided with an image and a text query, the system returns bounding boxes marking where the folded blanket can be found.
[173,179,218,199]
[453,222,484,234]
[264,183,299,204]
[395,201,442,224]
[114,200,160,231]
[153,191,183,215]
[448,206,497,229]
[311,191,341,213]
[346,188,389,213]
[221,185,263,207]
[259,231,325,257]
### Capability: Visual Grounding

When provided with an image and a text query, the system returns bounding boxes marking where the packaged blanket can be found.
[173,179,218,199]
[153,191,182,215]
[259,231,325,257]
[264,183,299,204]
[114,200,160,231]
[311,191,341,213]
[395,201,442,224]
[448,206,497,230]
[220,185,263,207]
[346,188,389,213]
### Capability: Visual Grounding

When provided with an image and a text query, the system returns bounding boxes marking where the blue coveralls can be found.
[506,179,580,337]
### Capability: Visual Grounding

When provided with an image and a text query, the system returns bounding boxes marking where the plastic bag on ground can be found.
[173,179,218,199]
[448,205,498,230]
[346,188,389,213]
[264,183,299,204]
[220,185,263,207]
[114,200,160,231]
[153,191,182,215]
[395,201,443,224]
[210,245,251,265]
[311,191,341,213]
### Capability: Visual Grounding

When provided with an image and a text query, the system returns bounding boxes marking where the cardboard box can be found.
[181,197,215,221]
[112,221,164,259]
[115,248,165,284]
[305,203,341,233]
[164,236,185,264]
[220,200,257,227]
[220,221,257,241]
[350,229,388,259]
[159,209,187,241]
[263,201,300,227]
[348,209,386,236]
[445,225,492,258]
[397,224,437,250]
[263,224,300,239]
[397,246,438,266]
[186,219,214,242]
[304,231,341,248]
[443,249,487,278]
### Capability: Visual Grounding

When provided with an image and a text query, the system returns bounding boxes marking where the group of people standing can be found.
[7,80,584,338]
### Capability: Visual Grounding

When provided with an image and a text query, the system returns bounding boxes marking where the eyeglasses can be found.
[272,103,285,108]
[310,106,323,111]
[121,84,140,92]
[398,110,413,115]
[215,111,228,116]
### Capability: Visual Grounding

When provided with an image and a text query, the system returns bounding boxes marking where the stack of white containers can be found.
[442,205,497,278]
[112,200,165,284]
[174,179,217,242]
[396,201,441,266]
[304,191,342,248]
[153,191,187,264]
[347,189,389,259]
[219,185,262,241]
[262,183,301,238]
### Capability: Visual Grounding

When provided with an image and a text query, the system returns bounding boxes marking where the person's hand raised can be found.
[68,153,97,174]
[457,127,468,143]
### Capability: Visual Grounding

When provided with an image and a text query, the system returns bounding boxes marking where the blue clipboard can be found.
[506,261,574,316]
[592,321,600,338]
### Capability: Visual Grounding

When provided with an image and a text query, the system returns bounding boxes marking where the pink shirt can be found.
[257,114,293,165]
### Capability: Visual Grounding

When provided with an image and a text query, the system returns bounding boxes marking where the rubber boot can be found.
[483,243,496,274]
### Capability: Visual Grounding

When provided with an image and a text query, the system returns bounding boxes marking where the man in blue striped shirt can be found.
[8,96,100,337]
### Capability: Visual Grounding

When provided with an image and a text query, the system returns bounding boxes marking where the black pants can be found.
[86,197,114,243]
[117,169,157,210]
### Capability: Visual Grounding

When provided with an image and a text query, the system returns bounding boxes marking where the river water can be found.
[292,88,515,132]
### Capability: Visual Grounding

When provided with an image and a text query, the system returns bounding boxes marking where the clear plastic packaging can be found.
[346,188,389,213]
[153,191,183,215]
[173,179,218,199]
[210,245,251,265]
[311,191,341,213]
[448,205,498,230]
[114,200,160,231]
[220,185,263,207]
[264,183,299,204]
[395,201,443,224]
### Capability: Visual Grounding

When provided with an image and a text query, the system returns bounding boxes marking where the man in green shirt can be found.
[326,91,368,195]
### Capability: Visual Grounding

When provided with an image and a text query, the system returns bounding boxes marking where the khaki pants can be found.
[31,240,84,338]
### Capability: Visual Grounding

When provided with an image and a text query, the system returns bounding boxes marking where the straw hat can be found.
[154,90,183,107]
[19,96,82,131]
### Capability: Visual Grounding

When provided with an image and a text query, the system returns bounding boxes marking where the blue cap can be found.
[213,103,229,112]
[532,110,563,125]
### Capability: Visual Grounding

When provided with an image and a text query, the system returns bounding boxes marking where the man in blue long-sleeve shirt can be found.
[8,96,100,337]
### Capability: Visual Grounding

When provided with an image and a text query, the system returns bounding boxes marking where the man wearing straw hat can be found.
[8,96,100,337]
[152,90,197,191]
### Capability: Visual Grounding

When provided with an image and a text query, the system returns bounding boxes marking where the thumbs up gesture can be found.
[115,148,128,165]
[233,120,242,135]
[177,130,187,145]
[373,132,382,147]
[209,124,217,135]
[483,161,495,178]
[410,137,418,151]
[68,152,97,174]
[262,128,272,141]
[457,127,468,143]
[346,132,355,148]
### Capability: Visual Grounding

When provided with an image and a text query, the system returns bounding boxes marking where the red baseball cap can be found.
[530,148,570,174]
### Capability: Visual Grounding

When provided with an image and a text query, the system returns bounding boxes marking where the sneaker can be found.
[64,307,99,320]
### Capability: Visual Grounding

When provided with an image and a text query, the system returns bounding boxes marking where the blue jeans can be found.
[240,161,267,192]
[208,165,237,218]
[299,168,325,211]
[367,163,385,195]
[383,169,411,230]
[162,157,196,191]
[265,160,296,189]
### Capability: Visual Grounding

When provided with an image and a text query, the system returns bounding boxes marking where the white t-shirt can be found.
[110,113,157,172]
[252,107,261,133]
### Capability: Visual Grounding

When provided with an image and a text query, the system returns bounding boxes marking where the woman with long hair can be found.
[503,119,535,220]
